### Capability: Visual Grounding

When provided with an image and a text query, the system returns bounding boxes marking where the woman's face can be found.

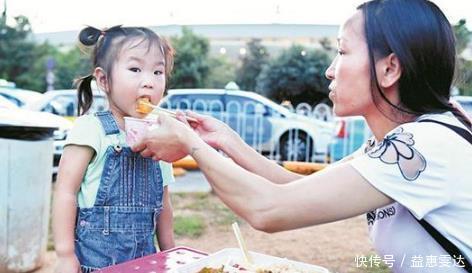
[325,11,374,117]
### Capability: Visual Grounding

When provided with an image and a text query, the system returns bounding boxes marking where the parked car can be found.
[328,116,371,162]
[0,87,44,107]
[24,88,107,171]
[25,89,108,121]
[0,103,73,174]
[0,94,19,109]
[160,89,334,162]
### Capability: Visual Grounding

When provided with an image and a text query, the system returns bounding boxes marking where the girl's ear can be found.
[94,67,109,93]
[377,53,402,89]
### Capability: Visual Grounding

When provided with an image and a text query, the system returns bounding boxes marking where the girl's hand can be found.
[182,111,237,150]
[55,254,81,273]
[132,113,196,162]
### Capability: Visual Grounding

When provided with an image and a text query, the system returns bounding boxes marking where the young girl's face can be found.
[325,11,374,117]
[108,39,166,119]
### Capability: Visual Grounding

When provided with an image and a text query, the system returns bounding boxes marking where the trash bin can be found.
[0,111,57,273]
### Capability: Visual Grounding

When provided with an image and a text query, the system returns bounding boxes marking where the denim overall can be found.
[74,111,163,273]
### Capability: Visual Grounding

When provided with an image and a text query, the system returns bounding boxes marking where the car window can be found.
[167,94,224,112]
[0,93,22,107]
[226,95,266,115]
[42,94,107,116]
[43,95,76,116]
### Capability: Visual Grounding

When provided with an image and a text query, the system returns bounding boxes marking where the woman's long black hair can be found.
[358,0,471,129]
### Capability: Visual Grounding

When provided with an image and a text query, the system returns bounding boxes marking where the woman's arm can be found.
[52,145,93,265]
[134,114,394,232]
[156,187,175,250]
[186,135,393,232]
[185,111,303,184]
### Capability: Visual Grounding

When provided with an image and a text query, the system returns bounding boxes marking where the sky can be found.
[4,0,472,34]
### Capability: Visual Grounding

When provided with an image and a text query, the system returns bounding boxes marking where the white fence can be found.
[168,99,370,163]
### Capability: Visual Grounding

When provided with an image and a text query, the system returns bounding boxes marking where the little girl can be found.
[52,25,176,273]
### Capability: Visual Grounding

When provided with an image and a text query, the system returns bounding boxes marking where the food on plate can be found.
[197,262,316,273]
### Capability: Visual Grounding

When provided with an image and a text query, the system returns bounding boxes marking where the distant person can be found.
[52,25,176,273]
[133,0,472,272]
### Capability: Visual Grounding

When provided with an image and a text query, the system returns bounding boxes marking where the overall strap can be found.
[95,111,120,135]
[415,119,472,272]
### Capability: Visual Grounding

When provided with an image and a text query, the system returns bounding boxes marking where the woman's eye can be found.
[130,67,140,72]
[154,70,163,75]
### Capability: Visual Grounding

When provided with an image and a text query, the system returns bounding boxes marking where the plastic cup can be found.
[124,117,158,146]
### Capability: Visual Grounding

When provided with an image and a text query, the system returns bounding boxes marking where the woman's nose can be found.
[325,58,336,80]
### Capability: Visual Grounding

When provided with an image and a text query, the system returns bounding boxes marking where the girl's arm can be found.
[156,187,175,251]
[52,145,94,259]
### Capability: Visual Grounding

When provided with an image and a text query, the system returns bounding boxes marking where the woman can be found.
[133,0,472,272]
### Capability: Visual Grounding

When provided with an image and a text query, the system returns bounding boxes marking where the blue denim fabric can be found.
[75,111,163,272]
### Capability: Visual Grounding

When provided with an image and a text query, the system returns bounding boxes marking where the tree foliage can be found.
[235,39,269,91]
[205,55,236,88]
[453,19,472,96]
[169,27,210,88]
[256,45,331,105]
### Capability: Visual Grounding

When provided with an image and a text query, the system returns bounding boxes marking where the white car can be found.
[25,89,108,121]
[0,105,73,174]
[25,89,107,171]
[0,87,44,108]
[160,89,334,162]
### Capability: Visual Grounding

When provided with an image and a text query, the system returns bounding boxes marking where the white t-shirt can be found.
[65,114,175,208]
[350,112,472,273]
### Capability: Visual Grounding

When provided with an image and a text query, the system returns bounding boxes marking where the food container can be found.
[124,116,158,146]
[177,248,330,273]
[93,246,208,273]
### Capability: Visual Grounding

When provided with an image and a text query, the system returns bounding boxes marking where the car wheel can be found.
[279,130,314,162]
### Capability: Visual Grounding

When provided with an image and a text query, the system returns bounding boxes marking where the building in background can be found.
[34,24,339,60]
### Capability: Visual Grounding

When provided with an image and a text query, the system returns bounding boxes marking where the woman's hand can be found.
[183,111,237,150]
[55,254,81,273]
[132,113,196,162]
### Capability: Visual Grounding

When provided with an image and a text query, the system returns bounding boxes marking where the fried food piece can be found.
[136,97,153,114]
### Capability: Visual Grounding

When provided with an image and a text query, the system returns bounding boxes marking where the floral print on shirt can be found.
[366,127,427,181]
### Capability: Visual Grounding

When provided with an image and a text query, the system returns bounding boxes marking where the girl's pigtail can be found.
[78,26,102,46]
[75,74,94,115]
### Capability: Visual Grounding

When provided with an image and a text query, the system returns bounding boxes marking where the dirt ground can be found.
[32,193,382,273]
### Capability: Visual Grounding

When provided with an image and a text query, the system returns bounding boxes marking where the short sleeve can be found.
[349,123,450,219]
[64,114,102,155]
[159,161,175,187]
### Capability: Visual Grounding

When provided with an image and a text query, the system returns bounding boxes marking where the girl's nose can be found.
[142,74,155,89]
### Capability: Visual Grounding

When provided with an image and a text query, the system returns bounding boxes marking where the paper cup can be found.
[124,117,158,146]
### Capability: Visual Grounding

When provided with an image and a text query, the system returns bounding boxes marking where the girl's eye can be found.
[337,50,345,56]
[154,70,163,75]
[130,67,140,72]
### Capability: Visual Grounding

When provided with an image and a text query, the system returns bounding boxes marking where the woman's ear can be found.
[94,67,109,93]
[377,53,402,89]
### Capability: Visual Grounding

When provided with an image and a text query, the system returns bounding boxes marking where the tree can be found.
[206,55,236,88]
[0,14,42,90]
[169,27,210,88]
[453,19,472,96]
[53,47,92,89]
[256,45,331,106]
[235,39,269,91]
